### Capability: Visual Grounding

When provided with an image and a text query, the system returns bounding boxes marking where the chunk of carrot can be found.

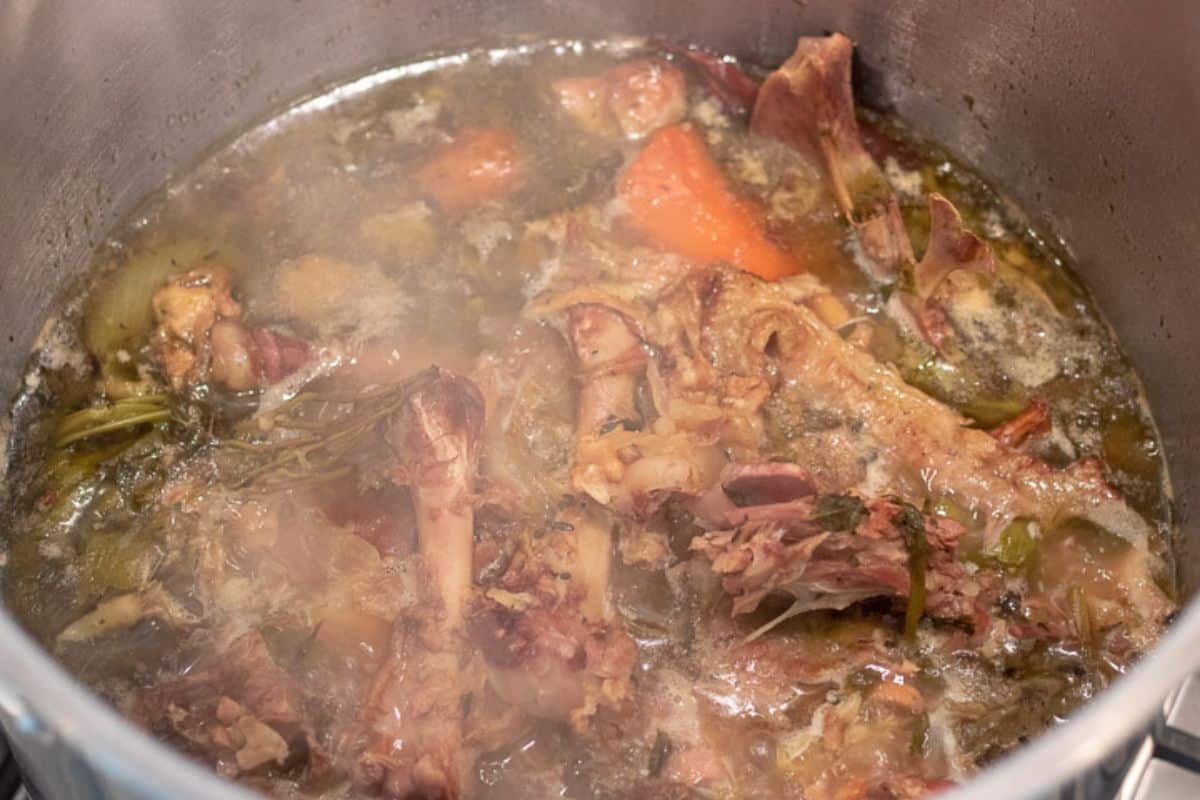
[618,125,801,280]
[415,128,525,213]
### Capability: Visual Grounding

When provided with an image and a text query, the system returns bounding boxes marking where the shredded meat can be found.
[693,495,982,622]
[469,516,635,732]
[131,629,320,779]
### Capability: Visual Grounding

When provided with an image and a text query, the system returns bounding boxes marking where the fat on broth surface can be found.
[0,37,1175,800]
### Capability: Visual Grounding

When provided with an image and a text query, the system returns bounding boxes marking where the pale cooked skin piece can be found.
[765,291,1158,551]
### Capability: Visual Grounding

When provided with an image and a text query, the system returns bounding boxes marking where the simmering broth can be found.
[0,36,1174,799]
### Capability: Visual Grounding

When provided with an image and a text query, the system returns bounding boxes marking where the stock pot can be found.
[2,1,1200,798]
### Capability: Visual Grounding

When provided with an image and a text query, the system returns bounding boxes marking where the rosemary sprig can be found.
[55,395,172,448]
[222,378,416,489]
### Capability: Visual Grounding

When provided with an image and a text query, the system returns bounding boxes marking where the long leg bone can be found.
[388,367,485,632]
[353,368,485,799]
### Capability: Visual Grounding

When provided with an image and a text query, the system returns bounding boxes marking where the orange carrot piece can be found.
[415,128,525,213]
[618,125,801,280]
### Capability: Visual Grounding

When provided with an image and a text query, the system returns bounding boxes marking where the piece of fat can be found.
[883,156,923,200]
[383,96,441,142]
[56,583,199,645]
[690,96,731,130]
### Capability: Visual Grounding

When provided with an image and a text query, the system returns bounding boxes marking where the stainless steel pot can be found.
[2,2,1199,798]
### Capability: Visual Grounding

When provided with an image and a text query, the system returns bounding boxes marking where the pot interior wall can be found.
[1,0,1197,650]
